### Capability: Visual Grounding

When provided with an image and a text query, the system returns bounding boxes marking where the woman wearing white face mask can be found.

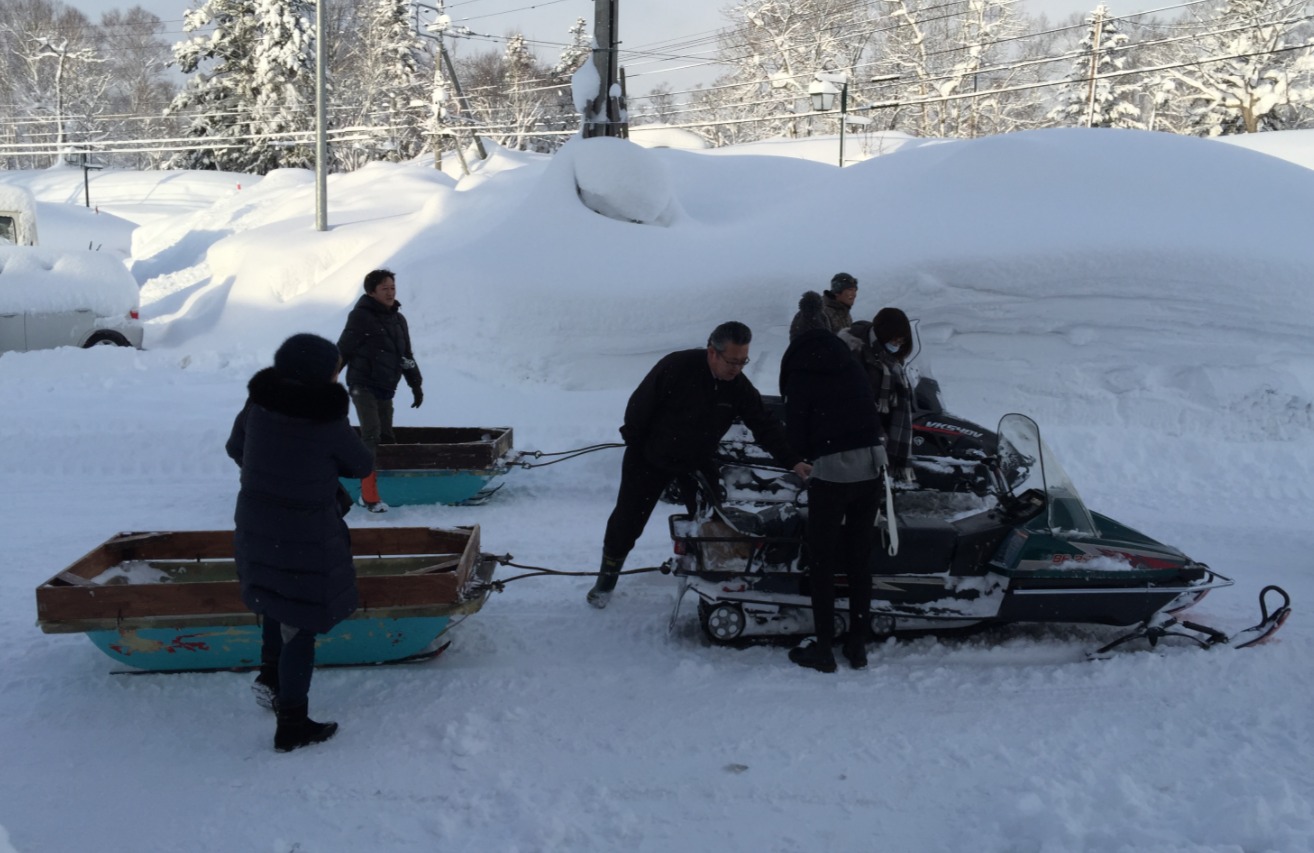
[838,307,916,484]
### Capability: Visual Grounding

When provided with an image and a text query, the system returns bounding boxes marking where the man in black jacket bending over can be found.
[337,268,423,512]
[588,321,812,608]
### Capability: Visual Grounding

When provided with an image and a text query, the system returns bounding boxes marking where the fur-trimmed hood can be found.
[247,367,350,423]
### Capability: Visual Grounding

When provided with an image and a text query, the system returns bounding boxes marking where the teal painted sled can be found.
[343,426,514,506]
[85,615,456,669]
[36,527,494,673]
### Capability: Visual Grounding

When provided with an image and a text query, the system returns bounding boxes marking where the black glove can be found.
[411,386,424,409]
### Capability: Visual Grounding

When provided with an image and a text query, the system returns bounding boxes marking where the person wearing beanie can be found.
[822,272,859,333]
[779,326,887,673]
[225,333,374,752]
[336,268,424,512]
[838,306,916,484]
[788,291,830,341]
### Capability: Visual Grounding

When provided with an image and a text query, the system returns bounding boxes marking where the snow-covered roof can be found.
[0,184,39,246]
[0,246,139,315]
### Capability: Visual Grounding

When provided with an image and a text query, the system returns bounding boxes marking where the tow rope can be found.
[511,443,623,469]
[474,553,663,593]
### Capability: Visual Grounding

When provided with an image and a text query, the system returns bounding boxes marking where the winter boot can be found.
[274,702,339,753]
[841,641,868,671]
[360,471,388,513]
[251,666,279,711]
[788,636,837,673]
[586,553,624,609]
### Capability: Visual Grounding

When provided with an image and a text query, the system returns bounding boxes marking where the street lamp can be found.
[809,73,848,167]
[79,152,103,209]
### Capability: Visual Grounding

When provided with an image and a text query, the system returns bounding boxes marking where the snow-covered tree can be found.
[0,1,108,167]
[1048,5,1144,128]
[879,0,1026,138]
[551,17,590,79]
[1157,0,1314,135]
[712,0,874,142]
[166,0,317,173]
[351,0,430,164]
[98,7,179,169]
[453,33,562,152]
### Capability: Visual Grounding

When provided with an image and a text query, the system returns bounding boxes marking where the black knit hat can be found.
[273,333,341,385]
[829,272,858,294]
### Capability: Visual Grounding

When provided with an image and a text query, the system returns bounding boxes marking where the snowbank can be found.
[565,136,685,225]
[629,123,712,150]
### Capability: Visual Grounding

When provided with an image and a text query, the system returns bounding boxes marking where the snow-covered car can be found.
[0,184,39,247]
[0,245,144,353]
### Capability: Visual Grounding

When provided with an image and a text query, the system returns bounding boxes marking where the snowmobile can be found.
[663,413,1291,655]
[714,372,1013,499]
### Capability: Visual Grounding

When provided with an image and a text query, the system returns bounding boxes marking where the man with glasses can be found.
[588,321,812,608]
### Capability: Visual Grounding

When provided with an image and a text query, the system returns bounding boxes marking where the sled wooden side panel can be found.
[36,525,481,629]
[363,427,513,471]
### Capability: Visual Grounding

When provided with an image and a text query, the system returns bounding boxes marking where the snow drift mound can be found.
[566,137,684,226]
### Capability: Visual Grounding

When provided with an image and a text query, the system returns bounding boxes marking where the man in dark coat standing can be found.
[337,268,424,512]
[588,321,812,608]
[780,325,888,673]
[226,333,374,752]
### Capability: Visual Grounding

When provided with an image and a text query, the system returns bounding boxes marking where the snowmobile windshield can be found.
[997,414,1099,537]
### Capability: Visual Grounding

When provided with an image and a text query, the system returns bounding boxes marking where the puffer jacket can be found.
[821,292,853,334]
[225,368,374,633]
[779,328,883,460]
[621,348,801,474]
[337,295,422,398]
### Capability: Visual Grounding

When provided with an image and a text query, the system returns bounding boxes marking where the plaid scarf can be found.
[872,339,912,467]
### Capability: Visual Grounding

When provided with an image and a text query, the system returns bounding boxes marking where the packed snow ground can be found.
[2,128,1313,852]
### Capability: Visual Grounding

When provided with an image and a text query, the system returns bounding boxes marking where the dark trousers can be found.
[603,446,706,560]
[261,617,316,708]
[349,386,395,460]
[806,477,881,646]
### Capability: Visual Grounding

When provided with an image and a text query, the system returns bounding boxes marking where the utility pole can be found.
[582,0,626,138]
[439,40,487,160]
[314,0,328,231]
[1084,7,1104,129]
[416,1,487,167]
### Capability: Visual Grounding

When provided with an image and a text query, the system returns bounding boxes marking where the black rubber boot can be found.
[586,554,624,609]
[788,637,837,673]
[251,666,279,711]
[274,702,338,753]
[841,641,868,670]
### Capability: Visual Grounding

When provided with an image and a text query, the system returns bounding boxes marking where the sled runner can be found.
[35,526,493,672]
[340,426,514,506]
[665,414,1290,654]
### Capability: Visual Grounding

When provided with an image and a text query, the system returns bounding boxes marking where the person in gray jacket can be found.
[226,333,374,752]
[821,272,858,332]
[789,273,859,339]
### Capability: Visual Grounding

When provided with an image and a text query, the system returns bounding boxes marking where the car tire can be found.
[83,330,131,348]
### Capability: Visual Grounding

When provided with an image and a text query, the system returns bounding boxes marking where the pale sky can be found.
[72,0,1162,95]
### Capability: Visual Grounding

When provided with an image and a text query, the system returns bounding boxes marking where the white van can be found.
[0,184,143,354]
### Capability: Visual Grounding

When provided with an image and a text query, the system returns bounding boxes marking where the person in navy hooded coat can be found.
[226,333,373,752]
